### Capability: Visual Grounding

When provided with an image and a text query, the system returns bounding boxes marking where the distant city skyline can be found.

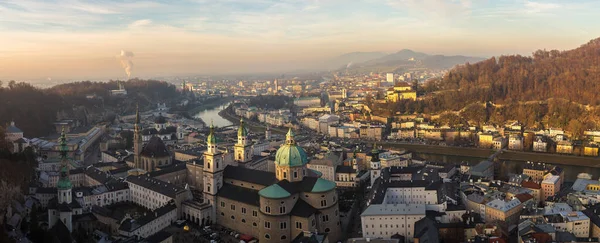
[1,0,598,80]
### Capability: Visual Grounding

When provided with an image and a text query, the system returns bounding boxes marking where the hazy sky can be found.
[0,0,598,81]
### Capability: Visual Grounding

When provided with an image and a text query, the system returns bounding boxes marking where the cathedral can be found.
[115,107,342,242]
[201,121,343,242]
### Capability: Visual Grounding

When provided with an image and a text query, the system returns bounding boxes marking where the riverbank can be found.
[218,106,289,135]
[383,142,600,168]
[187,97,234,115]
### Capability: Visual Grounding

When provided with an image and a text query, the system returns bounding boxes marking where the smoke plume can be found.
[117,50,134,79]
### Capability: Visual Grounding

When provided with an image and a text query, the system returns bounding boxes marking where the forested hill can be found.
[427,37,600,107]
[0,79,178,137]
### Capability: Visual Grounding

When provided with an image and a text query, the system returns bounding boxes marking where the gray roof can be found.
[223,166,277,186]
[140,136,170,158]
[119,203,177,232]
[126,174,185,198]
[217,183,260,206]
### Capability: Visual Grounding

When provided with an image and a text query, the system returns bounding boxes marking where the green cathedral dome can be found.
[275,128,309,167]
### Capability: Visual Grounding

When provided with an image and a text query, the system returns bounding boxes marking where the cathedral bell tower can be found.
[234,118,252,163]
[203,122,223,220]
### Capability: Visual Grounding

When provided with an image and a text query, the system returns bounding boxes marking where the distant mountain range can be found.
[327,49,485,72]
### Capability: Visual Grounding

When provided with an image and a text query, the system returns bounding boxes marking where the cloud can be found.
[386,0,473,19]
[129,19,153,28]
[524,1,560,14]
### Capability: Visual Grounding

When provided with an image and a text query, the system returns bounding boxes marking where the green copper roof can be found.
[275,144,309,167]
[207,122,217,144]
[258,184,291,199]
[276,128,308,167]
[57,129,73,190]
[238,118,248,137]
[57,167,72,190]
[311,178,336,193]
[371,143,379,154]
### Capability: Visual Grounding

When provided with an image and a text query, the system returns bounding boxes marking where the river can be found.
[194,102,233,127]
[415,153,600,182]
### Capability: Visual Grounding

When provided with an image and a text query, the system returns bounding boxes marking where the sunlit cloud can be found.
[0,0,598,80]
[524,1,560,14]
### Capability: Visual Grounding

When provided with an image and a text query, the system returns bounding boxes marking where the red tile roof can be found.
[522,181,541,189]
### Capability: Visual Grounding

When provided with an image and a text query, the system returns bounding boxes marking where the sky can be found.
[0,0,599,81]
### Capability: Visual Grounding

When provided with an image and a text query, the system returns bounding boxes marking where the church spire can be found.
[57,128,73,191]
[134,104,140,128]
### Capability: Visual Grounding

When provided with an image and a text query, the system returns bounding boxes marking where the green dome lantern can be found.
[275,128,309,167]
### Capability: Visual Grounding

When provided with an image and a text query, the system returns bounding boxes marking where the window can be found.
[264,221,271,229]
[294,171,298,178]
[220,212,224,216]
[320,200,327,207]
[231,216,235,220]
[253,222,257,227]
[280,207,286,214]
[296,222,302,229]
[242,219,246,223]
[280,222,287,229]
[283,172,287,178]
[325,228,330,233]
[323,215,329,222]
[265,234,270,239]
[281,235,287,240]
[242,208,247,214]
[265,206,271,213]
[253,210,258,217]
[231,205,236,210]
[221,202,225,207]
[207,162,210,169]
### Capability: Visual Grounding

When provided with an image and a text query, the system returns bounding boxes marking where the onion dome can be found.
[207,122,217,145]
[237,118,248,137]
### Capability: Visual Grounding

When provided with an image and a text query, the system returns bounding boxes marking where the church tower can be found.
[56,129,74,232]
[352,149,358,171]
[203,123,223,221]
[265,124,271,141]
[133,105,142,169]
[234,118,252,163]
[369,143,381,186]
